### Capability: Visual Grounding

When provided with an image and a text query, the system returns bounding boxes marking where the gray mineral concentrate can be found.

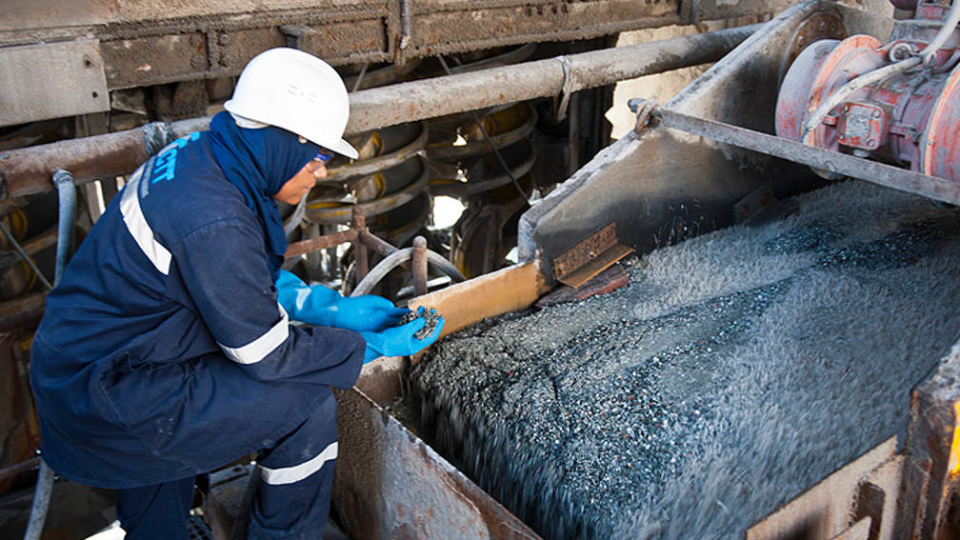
[399,307,442,340]
[406,180,960,540]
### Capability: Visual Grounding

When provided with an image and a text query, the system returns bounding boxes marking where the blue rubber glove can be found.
[275,270,409,332]
[360,311,445,363]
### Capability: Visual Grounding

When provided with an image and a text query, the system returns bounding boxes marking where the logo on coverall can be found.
[152,132,201,183]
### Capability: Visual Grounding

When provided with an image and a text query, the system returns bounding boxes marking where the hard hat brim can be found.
[328,138,359,160]
[223,99,359,160]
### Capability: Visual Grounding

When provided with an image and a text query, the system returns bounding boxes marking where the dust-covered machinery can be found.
[6,0,960,538]
[777,0,960,182]
[325,1,960,539]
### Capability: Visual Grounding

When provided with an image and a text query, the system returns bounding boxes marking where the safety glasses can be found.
[313,149,335,163]
[298,135,335,164]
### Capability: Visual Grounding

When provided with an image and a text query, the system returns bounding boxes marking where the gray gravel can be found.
[405,181,960,540]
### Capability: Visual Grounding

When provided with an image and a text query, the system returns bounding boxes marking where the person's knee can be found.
[116,477,195,540]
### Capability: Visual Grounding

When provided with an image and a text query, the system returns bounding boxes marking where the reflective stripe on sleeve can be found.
[219,304,290,365]
[119,167,172,275]
[259,442,338,485]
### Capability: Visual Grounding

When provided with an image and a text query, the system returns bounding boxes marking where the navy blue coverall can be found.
[29,127,365,539]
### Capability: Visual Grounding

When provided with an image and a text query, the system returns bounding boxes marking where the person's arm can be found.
[172,218,363,386]
[275,270,409,332]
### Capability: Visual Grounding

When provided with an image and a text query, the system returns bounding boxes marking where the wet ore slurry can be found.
[407,181,960,540]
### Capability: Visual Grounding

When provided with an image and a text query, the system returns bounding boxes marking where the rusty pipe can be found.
[412,236,428,296]
[351,207,369,283]
[52,169,76,286]
[359,230,465,284]
[347,24,760,133]
[0,457,40,482]
[284,229,358,259]
[0,292,45,333]
[0,25,759,200]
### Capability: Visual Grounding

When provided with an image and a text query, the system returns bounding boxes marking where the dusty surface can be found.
[406,180,960,539]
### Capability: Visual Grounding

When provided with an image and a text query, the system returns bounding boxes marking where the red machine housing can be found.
[776,0,960,182]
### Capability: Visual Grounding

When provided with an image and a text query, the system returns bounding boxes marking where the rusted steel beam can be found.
[0,457,40,482]
[0,25,758,201]
[284,229,358,259]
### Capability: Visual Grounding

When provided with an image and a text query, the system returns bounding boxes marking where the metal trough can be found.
[333,0,960,537]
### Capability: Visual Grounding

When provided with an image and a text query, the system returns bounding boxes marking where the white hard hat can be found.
[224,48,359,159]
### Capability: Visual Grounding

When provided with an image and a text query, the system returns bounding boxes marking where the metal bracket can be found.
[0,40,109,127]
[628,97,659,135]
[552,222,634,289]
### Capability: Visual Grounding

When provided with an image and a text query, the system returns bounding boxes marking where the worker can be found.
[28,47,443,539]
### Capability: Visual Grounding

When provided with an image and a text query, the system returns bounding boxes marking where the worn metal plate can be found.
[334,359,541,539]
[101,32,209,89]
[746,437,897,540]
[518,0,894,282]
[0,40,108,126]
[684,0,795,24]
[413,0,679,55]
[295,19,389,61]
[552,222,633,288]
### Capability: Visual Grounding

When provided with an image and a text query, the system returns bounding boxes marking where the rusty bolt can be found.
[872,110,881,119]
[867,139,876,147]
[842,105,850,113]
[838,133,845,140]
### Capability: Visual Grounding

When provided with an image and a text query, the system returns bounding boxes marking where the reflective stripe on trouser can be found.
[117,476,195,540]
[249,394,338,540]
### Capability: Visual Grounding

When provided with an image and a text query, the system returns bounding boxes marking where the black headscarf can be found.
[207,111,320,280]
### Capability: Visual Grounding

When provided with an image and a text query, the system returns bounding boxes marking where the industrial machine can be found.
[4,0,960,538]
[326,0,960,539]
[777,0,960,183]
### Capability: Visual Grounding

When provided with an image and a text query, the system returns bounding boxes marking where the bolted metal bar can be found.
[0,25,758,201]
[412,235,428,296]
[654,107,960,206]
